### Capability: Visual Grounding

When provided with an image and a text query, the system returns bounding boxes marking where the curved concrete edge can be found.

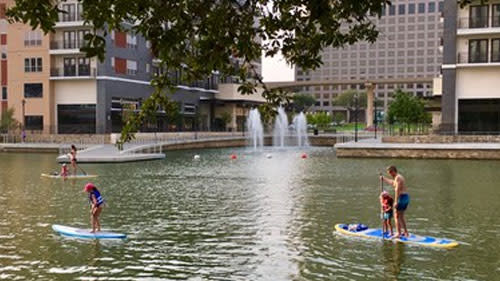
[56,153,165,163]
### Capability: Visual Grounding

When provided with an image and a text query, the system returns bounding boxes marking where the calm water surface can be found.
[0,148,499,280]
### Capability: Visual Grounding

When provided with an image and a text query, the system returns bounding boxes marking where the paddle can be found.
[379,172,384,237]
[77,163,87,175]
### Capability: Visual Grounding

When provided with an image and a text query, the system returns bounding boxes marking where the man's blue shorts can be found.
[396,193,410,211]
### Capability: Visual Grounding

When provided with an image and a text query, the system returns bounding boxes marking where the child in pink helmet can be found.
[84,183,104,233]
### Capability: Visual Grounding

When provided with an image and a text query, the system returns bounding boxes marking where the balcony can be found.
[50,67,96,80]
[457,16,500,35]
[55,12,86,28]
[49,40,85,55]
[457,52,500,66]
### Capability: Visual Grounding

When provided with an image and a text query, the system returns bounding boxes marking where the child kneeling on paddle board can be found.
[84,183,104,233]
[380,191,394,236]
[60,163,68,178]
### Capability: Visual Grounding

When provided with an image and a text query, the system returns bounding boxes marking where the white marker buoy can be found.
[266,154,272,159]
[194,155,200,160]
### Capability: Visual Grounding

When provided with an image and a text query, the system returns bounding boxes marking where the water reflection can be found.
[381,242,405,281]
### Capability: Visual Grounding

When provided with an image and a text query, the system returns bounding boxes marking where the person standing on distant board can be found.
[380,165,409,238]
[70,144,78,175]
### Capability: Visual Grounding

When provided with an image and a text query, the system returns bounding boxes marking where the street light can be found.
[21,99,26,129]
[374,96,377,139]
[354,92,358,142]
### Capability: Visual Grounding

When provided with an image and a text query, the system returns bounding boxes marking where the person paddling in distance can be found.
[380,165,409,238]
[380,190,394,237]
[69,145,78,175]
[84,183,104,233]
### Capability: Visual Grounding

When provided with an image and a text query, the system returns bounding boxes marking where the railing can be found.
[50,40,86,50]
[58,13,83,23]
[457,16,500,29]
[457,52,490,64]
[50,67,96,78]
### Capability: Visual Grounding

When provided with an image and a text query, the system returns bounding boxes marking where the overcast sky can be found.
[261,53,295,82]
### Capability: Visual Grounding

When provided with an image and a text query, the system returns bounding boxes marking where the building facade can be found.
[295,0,444,119]
[0,0,261,134]
[442,0,500,134]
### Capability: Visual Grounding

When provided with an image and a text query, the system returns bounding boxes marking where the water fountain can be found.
[273,106,289,147]
[293,112,309,147]
[247,108,264,150]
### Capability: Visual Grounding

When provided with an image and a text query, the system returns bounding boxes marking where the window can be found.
[428,2,436,13]
[493,4,500,27]
[24,83,43,98]
[418,3,425,13]
[24,30,42,47]
[323,101,330,107]
[470,5,489,28]
[1,87,6,100]
[469,39,488,63]
[146,63,151,73]
[398,4,405,15]
[61,4,76,22]
[438,1,444,13]
[126,34,137,48]
[127,60,137,75]
[492,39,500,62]
[24,57,42,72]
[408,3,415,14]
[25,116,43,130]
[389,5,395,16]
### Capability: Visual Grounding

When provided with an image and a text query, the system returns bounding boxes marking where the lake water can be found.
[0,148,499,280]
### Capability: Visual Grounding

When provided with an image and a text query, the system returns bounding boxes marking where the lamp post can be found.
[374,97,377,139]
[354,92,358,142]
[21,99,26,129]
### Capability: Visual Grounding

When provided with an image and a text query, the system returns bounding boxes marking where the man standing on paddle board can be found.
[380,166,409,238]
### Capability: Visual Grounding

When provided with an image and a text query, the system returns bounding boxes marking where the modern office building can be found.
[441,0,500,133]
[0,0,262,134]
[295,0,444,119]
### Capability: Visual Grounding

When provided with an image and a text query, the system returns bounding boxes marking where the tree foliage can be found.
[306,112,332,129]
[290,93,316,112]
[8,0,389,143]
[386,89,431,125]
[332,90,367,110]
[0,107,20,133]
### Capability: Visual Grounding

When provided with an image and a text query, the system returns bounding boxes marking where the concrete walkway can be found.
[335,138,500,159]
[56,144,165,163]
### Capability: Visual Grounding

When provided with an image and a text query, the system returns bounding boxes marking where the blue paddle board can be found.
[335,223,458,249]
[52,224,126,240]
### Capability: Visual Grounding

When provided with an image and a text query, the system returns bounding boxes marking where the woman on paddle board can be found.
[84,183,104,233]
[380,165,409,238]
[70,145,78,175]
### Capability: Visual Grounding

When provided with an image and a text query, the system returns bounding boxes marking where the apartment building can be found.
[442,0,500,133]
[0,0,261,134]
[295,0,444,118]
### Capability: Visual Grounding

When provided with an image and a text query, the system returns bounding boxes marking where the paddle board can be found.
[41,173,98,179]
[335,223,458,249]
[52,224,126,239]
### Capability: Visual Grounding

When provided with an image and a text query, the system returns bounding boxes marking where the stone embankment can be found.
[336,135,500,160]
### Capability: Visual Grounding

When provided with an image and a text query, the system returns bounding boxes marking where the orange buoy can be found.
[230,154,237,160]
[301,153,307,159]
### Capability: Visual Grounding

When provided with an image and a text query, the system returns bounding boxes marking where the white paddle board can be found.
[52,224,126,239]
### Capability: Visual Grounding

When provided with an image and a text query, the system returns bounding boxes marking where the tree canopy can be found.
[386,89,431,125]
[332,90,367,110]
[8,0,390,143]
[290,93,316,112]
[306,112,332,129]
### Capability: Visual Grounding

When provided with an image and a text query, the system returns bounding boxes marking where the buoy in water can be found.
[193,155,200,160]
[230,154,237,160]
[301,153,308,159]
[266,154,272,159]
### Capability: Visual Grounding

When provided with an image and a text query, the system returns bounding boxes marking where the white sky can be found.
[262,53,295,82]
